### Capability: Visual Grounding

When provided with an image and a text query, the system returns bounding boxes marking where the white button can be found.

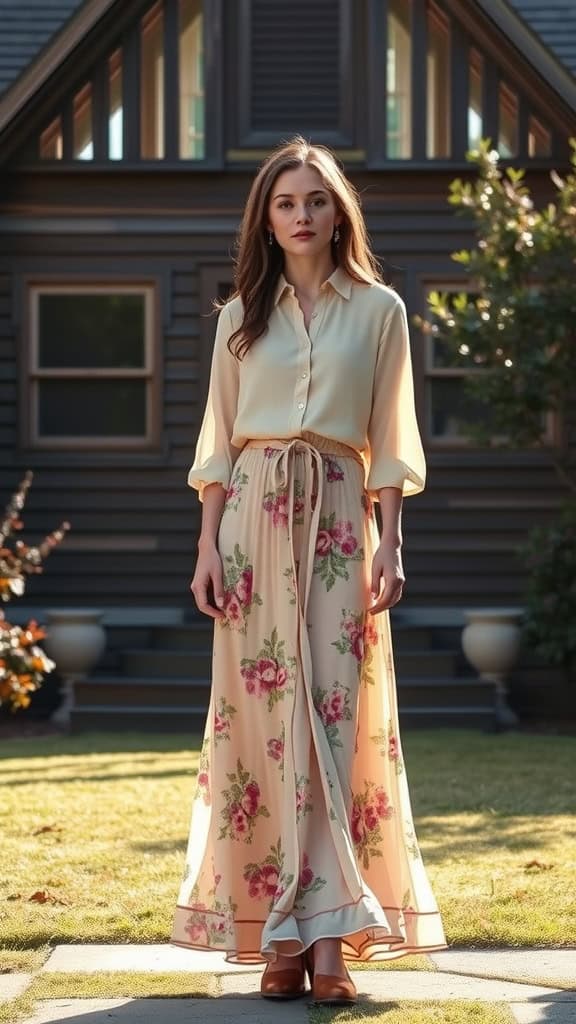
[301,372,307,378]
[311,313,318,319]
[298,402,304,409]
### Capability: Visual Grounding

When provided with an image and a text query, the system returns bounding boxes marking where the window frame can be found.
[418,276,559,451]
[20,275,163,451]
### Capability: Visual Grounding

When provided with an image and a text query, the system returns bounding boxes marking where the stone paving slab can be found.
[218,970,576,1002]
[0,972,32,1002]
[510,1004,576,1023]
[430,950,576,986]
[20,997,309,1023]
[41,944,262,974]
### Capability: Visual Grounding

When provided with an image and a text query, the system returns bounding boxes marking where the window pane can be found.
[179,0,205,159]
[429,378,494,439]
[468,49,483,151]
[387,0,411,158]
[39,116,63,159]
[38,294,146,368]
[427,3,450,158]
[498,80,518,157]
[141,1,164,158]
[528,114,551,157]
[109,49,123,160]
[38,380,146,437]
[73,83,93,160]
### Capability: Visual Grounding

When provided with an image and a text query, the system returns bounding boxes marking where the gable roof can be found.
[507,0,576,79]
[0,0,85,96]
[0,0,575,141]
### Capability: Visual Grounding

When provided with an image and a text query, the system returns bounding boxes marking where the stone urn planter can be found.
[42,609,107,727]
[461,608,524,729]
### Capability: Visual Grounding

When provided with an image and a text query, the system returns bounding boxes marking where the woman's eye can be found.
[278,199,325,209]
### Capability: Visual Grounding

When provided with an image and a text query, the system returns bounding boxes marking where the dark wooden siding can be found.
[0,167,572,613]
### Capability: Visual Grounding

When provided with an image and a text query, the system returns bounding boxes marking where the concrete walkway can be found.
[2,944,575,1023]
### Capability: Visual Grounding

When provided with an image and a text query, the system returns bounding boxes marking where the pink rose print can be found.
[325,456,345,482]
[312,682,353,748]
[235,567,253,604]
[229,803,249,837]
[213,697,236,745]
[267,737,284,761]
[240,627,296,711]
[184,875,237,948]
[220,545,263,635]
[369,720,405,775]
[196,735,210,805]
[316,530,333,557]
[351,781,395,869]
[295,774,313,820]
[263,478,306,528]
[243,839,293,909]
[224,468,249,512]
[219,758,270,843]
[295,852,326,909]
[314,511,364,591]
[333,610,365,665]
[240,780,260,817]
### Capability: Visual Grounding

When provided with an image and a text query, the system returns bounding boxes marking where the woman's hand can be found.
[190,541,227,622]
[368,540,405,614]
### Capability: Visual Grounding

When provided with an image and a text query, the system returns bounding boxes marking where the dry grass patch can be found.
[308,1000,516,1023]
[27,970,218,998]
[1,729,574,953]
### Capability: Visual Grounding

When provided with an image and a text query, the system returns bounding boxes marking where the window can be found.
[498,80,518,157]
[73,83,93,160]
[37,0,206,163]
[25,283,159,449]
[528,115,552,157]
[422,284,555,446]
[141,2,165,159]
[179,0,204,158]
[109,49,123,160]
[468,49,483,151]
[387,0,412,158]
[427,3,450,159]
[39,116,63,159]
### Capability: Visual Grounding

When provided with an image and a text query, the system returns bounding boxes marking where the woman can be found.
[170,135,448,1005]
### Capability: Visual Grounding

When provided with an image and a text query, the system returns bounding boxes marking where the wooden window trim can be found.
[418,275,560,454]
[19,275,163,452]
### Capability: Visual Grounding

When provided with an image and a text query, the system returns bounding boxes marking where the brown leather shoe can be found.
[260,955,306,999]
[304,945,357,1005]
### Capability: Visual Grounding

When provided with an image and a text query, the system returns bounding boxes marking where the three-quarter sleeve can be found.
[187,303,240,502]
[365,295,426,500]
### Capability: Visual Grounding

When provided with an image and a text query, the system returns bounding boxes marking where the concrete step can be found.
[120,647,462,678]
[69,703,496,733]
[72,674,494,712]
[153,622,439,651]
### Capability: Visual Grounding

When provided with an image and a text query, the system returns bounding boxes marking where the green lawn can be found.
[1,728,575,960]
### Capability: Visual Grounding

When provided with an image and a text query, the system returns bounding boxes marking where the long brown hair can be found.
[216,135,385,360]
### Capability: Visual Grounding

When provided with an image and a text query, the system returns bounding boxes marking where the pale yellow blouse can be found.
[188,265,426,503]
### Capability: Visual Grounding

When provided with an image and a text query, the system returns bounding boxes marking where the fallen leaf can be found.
[523,859,554,872]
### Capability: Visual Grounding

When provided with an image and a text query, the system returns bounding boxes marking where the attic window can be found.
[37,0,205,163]
[39,117,63,160]
[528,115,552,157]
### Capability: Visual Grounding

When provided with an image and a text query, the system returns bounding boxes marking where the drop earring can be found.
[333,226,340,244]
[268,231,274,246]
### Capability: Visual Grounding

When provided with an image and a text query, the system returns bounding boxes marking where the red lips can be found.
[293,232,315,238]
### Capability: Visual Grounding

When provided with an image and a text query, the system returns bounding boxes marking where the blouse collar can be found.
[273,264,353,307]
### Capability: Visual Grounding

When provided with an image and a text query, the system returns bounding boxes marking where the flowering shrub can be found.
[0,471,70,712]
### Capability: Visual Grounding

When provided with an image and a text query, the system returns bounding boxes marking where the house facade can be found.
[1,0,575,631]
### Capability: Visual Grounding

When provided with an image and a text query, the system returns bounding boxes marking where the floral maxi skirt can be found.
[170,431,448,963]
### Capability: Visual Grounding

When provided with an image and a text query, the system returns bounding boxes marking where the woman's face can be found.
[266,164,341,259]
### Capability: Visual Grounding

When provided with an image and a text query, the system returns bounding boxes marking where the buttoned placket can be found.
[287,285,329,431]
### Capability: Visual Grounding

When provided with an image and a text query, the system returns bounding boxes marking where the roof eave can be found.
[475,0,576,113]
[0,0,118,136]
